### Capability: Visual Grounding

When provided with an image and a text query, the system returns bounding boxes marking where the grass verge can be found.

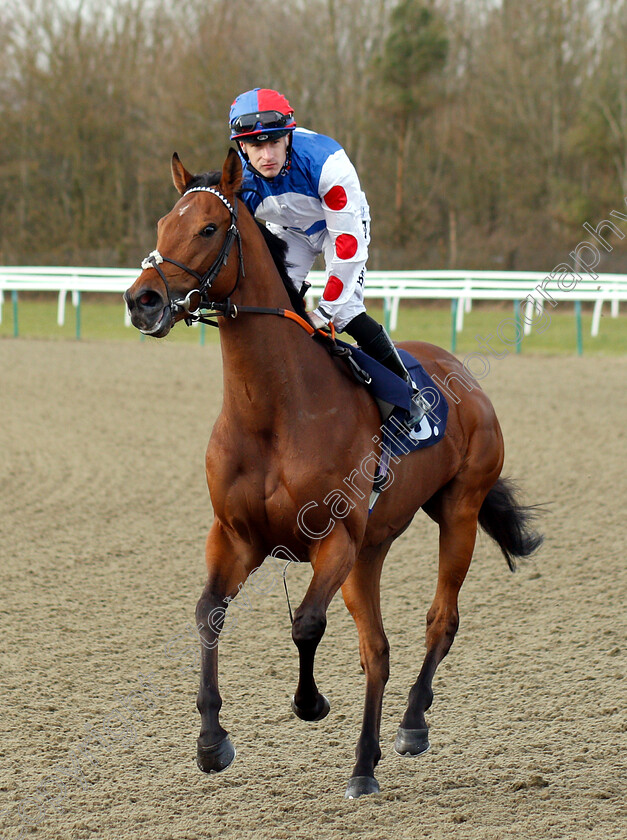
[1,296,625,356]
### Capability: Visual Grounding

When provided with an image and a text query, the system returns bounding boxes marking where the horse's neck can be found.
[218,226,327,425]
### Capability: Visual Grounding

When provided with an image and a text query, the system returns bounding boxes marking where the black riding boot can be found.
[345,314,426,429]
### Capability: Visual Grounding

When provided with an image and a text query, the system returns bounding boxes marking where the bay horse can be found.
[124,149,542,798]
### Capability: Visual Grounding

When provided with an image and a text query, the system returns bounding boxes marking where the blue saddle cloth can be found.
[339,342,449,455]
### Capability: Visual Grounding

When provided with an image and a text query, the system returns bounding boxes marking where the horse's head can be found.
[124,149,243,337]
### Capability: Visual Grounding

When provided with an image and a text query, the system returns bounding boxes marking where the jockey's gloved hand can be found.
[309,310,330,331]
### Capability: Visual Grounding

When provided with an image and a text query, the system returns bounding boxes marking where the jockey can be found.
[229,87,424,427]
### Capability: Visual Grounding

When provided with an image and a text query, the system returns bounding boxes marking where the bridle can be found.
[140,185,244,328]
[136,183,345,349]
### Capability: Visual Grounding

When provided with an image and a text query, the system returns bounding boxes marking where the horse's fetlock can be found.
[423,686,434,711]
[197,679,222,709]
[355,735,381,770]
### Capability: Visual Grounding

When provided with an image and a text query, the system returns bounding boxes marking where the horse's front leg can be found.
[195,521,260,774]
[291,528,356,722]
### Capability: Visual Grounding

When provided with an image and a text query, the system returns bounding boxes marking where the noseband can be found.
[140,186,244,326]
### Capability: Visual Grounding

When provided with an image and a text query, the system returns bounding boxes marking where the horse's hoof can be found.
[394,726,430,757]
[345,775,380,799]
[290,693,330,722]
[196,736,236,774]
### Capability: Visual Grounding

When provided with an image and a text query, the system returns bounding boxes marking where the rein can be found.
[192,299,325,337]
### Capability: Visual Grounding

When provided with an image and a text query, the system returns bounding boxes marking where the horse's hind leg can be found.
[395,488,481,757]
[341,540,392,798]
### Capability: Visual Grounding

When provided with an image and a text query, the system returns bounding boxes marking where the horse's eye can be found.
[200,224,217,238]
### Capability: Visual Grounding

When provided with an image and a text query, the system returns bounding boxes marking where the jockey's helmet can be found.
[229,88,296,143]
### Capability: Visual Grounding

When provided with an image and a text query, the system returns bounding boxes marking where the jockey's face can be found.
[240,135,289,178]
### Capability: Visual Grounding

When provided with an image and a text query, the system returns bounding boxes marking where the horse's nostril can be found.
[134,289,162,310]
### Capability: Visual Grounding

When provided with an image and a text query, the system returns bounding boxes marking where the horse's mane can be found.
[185,170,311,322]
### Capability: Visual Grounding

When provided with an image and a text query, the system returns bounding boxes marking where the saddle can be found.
[316,336,450,511]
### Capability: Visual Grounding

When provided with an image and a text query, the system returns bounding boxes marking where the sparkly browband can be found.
[183,186,235,216]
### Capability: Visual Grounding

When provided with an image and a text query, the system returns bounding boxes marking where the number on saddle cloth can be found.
[335,342,450,455]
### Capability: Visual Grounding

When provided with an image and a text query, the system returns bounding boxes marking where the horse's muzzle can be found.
[124,287,172,337]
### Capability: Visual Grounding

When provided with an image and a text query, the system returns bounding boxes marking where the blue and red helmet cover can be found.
[229,88,296,141]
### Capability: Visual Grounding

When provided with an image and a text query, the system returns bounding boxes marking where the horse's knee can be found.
[195,587,229,639]
[360,638,390,683]
[292,609,327,647]
[195,597,208,626]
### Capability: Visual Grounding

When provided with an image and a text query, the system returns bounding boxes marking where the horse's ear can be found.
[221,147,242,195]
[171,152,193,195]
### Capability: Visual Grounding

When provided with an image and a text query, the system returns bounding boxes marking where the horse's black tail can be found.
[478,477,544,572]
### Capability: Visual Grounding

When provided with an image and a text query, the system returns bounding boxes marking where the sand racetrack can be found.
[1,338,625,840]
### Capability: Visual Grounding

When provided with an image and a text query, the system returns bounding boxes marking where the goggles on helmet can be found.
[230,110,295,138]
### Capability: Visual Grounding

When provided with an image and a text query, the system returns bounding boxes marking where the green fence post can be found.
[575,300,583,356]
[75,291,81,339]
[383,297,391,333]
[514,300,522,354]
[12,290,18,337]
[200,322,206,346]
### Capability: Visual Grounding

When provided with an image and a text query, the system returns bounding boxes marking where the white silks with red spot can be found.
[238,128,371,331]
